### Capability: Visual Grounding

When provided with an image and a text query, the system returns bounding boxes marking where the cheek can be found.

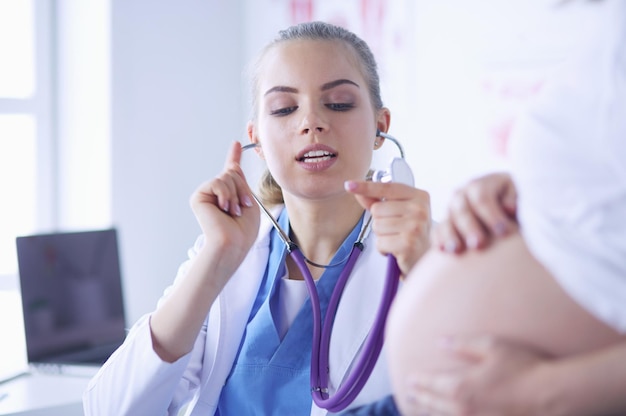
[256,119,296,179]
[260,142,289,184]
[357,148,375,178]
[348,135,376,170]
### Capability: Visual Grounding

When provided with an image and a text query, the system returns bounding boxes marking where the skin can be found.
[149,38,431,363]
[405,335,626,416]
[431,172,518,253]
[391,172,626,416]
[387,233,625,415]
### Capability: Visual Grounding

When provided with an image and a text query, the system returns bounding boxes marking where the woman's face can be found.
[249,39,389,204]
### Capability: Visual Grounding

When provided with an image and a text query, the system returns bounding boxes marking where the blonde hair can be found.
[248,21,383,206]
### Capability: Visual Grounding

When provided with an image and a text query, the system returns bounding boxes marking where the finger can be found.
[406,387,460,416]
[370,205,430,249]
[222,142,256,214]
[191,179,221,211]
[369,193,430,215]
[207,174,240,215]
[224,141,243,170]
[448,190,489,250]
[409,372,464,397]
[464,180,517,238]
[376,223,431,278]
[345,180,391,211]
[371,205,429,245]
[501,182,518,218]
[345,180,423,201]
[375,230,428,258]
[408,375,476,416]
[377,237,430,278]
[350,192,378,211]
[196,142,242,214]
[438,335,498,362]
[348,182,430,226]
[371,206,430,234]
[198,169,252,219]
[431,220,464,254]
[225,170,256,217]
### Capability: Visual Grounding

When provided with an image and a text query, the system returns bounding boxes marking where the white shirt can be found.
[276,272,309,339]
[510,0,626,333]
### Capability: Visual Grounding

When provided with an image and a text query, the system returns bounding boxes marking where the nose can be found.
[298,106,328,136]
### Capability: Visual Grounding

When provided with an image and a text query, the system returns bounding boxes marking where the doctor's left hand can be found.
[345,180,431,277]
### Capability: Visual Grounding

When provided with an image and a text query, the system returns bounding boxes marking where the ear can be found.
[374,107,391,149]
[247,121,265,159]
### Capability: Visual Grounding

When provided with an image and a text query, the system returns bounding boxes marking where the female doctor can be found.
[84,21,432,415]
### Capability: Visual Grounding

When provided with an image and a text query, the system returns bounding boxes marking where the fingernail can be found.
[242,195,253,207]
[344,181,357,191]
[222,201,230,213]
[494,221,508,236]
[466,235,480,249]
[234,204,242,217]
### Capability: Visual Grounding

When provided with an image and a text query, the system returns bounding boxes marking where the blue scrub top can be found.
[217,209,364,415]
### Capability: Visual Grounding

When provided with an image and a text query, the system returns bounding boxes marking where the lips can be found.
[298,149,336,163]
[295,144,338,171]
[296,144,337,162]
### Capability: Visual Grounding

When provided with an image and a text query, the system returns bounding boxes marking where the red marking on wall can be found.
[359,0,388,56]
[483,77,546,157]
[290,0,314,23]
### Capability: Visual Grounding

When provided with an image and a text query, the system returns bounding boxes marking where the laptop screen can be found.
[16,228,126,364]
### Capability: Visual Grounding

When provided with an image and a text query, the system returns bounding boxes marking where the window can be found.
[0,0,53,276]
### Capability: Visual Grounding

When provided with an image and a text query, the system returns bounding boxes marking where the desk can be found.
[0,287,87,415]
[0,290,28,383]
[0,372,90,416]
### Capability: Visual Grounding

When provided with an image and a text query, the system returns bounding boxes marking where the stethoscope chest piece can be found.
[368,157,415,187]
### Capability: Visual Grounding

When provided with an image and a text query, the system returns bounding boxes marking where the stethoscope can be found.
[241,131,414,412]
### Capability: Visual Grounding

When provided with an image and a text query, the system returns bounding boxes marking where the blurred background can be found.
[0,0,612,325]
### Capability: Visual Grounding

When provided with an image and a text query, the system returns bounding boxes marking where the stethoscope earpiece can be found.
[374,131,405,159]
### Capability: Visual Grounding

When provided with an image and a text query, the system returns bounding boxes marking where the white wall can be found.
[56,0,111,230]
[110,1,244,323]
[407,0,611,217]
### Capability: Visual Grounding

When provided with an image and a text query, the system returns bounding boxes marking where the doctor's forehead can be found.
[256,39,366,91]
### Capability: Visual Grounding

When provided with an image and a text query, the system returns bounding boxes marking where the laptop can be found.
[15,228,127,377]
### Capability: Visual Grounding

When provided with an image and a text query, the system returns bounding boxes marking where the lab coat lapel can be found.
[186,207,280,415]
[327,240,390,396]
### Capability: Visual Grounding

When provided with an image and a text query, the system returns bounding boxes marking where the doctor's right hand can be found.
[150,142,260,364]
[190,141,260,262]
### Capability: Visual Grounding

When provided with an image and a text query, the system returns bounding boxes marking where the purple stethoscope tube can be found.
[298,248,401,412]
[241,133,411,411]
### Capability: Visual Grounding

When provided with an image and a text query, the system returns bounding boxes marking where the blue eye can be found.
[327,103,354,111]
[270,106,298,116]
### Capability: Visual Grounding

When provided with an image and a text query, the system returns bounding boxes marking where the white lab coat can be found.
[83,208,392,415]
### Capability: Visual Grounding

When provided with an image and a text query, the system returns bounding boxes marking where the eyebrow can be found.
[263,79,360,96]
[321,78,360,91]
